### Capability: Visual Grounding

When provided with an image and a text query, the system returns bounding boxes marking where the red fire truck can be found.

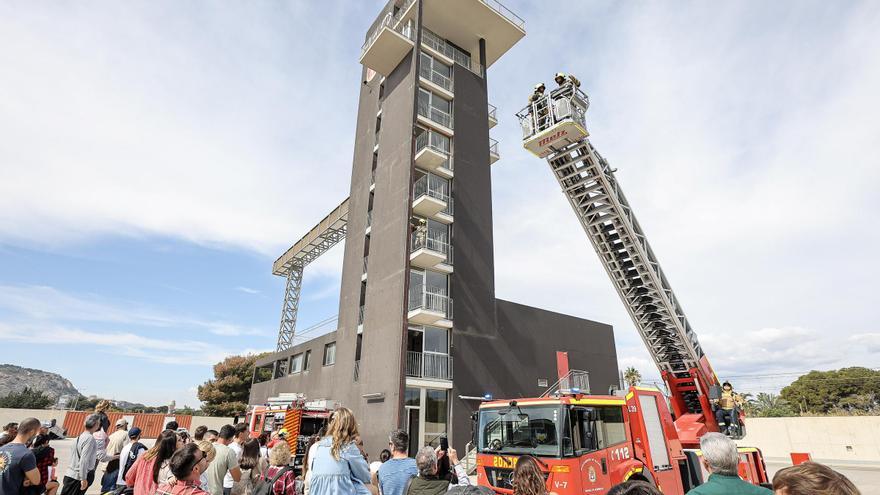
[245,394,336,473]
[472,85,768,494]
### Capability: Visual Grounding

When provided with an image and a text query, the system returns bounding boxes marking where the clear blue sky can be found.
[1,0,878,406]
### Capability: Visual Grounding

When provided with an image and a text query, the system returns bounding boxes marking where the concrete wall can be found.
[451,300,618,451]
[250,331,340,403]
[0,408,64,427]
[743,416,880,464]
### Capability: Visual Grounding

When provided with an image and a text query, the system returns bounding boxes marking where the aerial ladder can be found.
[516,83,740,448]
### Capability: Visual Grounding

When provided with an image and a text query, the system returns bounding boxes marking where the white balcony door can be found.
[405,386,450,450]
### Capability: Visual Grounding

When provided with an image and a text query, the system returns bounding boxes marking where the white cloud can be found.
[0,321,224,366]
[0,284,265,337]
[489,1,880,393]
[235,287,261,295]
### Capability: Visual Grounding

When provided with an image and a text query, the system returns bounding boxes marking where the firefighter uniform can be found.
[714,384,742,435]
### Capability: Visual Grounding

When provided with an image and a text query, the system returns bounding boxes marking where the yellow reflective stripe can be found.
[570,399,625,406]
[625,391,635,400]
[623,466,644,480]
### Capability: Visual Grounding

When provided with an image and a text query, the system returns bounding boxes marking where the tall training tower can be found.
[250,0,620,456]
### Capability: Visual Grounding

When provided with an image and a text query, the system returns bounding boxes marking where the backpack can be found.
[121,442,146,479]
[253,466,291,495]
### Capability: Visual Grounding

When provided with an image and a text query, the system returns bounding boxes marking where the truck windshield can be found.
[478,405,562,456]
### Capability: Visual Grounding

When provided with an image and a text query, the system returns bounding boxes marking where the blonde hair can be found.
[196,440,216,463]
[772,462,860,495]
[269,441,291,466]
[327,407,359,460]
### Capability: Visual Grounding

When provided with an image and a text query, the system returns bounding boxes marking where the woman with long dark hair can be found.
[125,429,177,495]
[232,438,268,495]
[512,455,555,495]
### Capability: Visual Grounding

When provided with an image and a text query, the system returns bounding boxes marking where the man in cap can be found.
[101,418,130,491]
[713,381,743,435]
[115,427,146,490]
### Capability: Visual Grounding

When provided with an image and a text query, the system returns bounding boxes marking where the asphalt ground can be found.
[45,438,880,494]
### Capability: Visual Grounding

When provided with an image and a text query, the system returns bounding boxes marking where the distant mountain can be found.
[0,364,80,401]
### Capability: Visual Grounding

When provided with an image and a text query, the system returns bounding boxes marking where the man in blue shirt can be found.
[378,430,418,495]
[0,417,41,494]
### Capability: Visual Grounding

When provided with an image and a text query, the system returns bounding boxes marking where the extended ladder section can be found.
[518,89,719,436]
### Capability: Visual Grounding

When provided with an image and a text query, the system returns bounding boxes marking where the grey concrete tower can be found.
[250,0,619,457]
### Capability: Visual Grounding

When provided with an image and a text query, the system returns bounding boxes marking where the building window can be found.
[405,387,421,407]
[303,350,311,371]
[290,353,303,374]
[424,389,448,446]
[323,342,336,366]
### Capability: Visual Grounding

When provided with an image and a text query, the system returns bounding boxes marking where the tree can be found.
[781,367,880,414]
[0,387,53,409]
[623,367,642,388]
[750,392,795,417]
[198,353,267,417]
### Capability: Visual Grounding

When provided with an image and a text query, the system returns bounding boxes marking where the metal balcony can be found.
[417,99,453,133]
[488,103,498,128]
[408,284,452,326]
[358,305,365,325]
[435,197,454,224]
[421,28,485,78]
[412,174,449,217]
[489,137,500,164]
[410,229,449,269]
[415,131,453,176]
[406,351,453,381]
[353,360,360,381]
[360,11,415,77]
[419,63,453,99]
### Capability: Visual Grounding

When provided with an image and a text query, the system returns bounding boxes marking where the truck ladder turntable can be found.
[518,88,720,437]
[273,198,349,351]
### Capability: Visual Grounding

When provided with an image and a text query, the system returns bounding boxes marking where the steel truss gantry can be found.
[273,198,349,351]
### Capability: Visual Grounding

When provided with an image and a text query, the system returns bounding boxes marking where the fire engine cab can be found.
[246,394,336,473]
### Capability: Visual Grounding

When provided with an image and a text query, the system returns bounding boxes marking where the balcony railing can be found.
[479,0,525,30]
[358,305,365,325]
[489,138,499,156]
[416,130,451,156]
[417,99,453,130]
[370,168,376,186]
[412,229,449,255]
[419,63,453,93]
[441,197,454,217]
[408,284,452,318]
[414,174,449,203]
[363,256,368,273]
[361,10,414,59]
[353,360,360,381]
[421,28,484,78]
[406,351,453,380]
[367,210,372,227]
[488,103,497,121]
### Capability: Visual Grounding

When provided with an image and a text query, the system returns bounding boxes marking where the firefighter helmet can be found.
[555,72,567,82]
[534,82,545,91]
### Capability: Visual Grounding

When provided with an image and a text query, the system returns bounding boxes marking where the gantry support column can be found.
[276,265,304,351]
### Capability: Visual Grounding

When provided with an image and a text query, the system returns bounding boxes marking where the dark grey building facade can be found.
[250,0,619,457]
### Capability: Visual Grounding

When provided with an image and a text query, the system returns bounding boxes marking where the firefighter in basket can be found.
[713,381,744,436]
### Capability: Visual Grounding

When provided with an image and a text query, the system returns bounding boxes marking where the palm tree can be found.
[623,367,642,388]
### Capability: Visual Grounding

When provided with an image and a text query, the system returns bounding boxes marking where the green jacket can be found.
[686,473,772,495]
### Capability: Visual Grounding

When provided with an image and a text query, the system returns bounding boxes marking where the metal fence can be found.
[412,228,449,255]
[417,99,453,129]
[489,138,499,157]
[361,11,414,58]
[488,103,497,121]
[421,28,484,78]
[406,351,453,380]
[408,284,452,317]
[419,63,453,92]
[414,173,449,203]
